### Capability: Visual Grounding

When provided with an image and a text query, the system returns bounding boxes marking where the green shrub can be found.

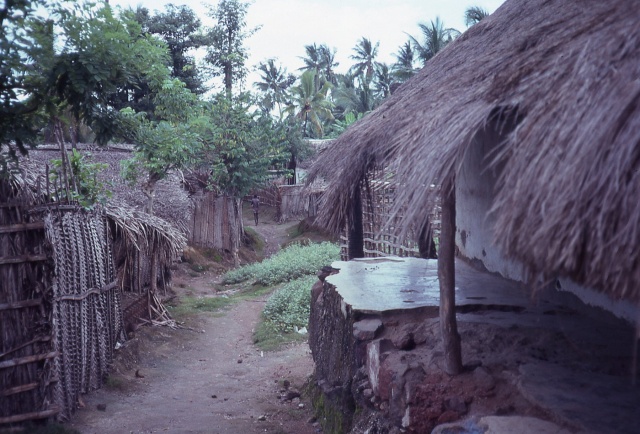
[222,241,339,285]
[262,275,316,331]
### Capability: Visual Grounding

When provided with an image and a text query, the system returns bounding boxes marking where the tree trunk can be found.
[347,185,364,259]
[287,153,297,185]
[438,180,462,375]
[143,179,157,215]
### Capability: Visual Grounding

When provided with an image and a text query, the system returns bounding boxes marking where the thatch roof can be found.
[23,144,192,234]
[309,0,640,302]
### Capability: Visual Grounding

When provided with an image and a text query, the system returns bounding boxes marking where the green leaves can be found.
[263,275,317,332]
[222,241,340,285]
[49,149,112,209]
[193,93,278,197]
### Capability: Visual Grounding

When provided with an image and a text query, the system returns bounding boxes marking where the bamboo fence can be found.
[340,167,440,260]
[1,166,186,426]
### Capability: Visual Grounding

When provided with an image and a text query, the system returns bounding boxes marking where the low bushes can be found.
[222,241,339,285]
[262,275,316,331]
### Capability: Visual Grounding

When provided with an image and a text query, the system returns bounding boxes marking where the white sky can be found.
[108,0,505,91]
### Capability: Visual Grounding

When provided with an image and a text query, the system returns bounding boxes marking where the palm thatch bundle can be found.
[309,0,640,302]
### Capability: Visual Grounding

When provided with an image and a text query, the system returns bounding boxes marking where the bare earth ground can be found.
[66,206,319,434]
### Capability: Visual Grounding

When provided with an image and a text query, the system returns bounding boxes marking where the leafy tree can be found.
[0,0,56,172]
[373,63,393,99]
[120,79,200,214]
[409,18,460,66]
[274,116,309,185]
[254,59,295,119]
[330,72,377,120]
[194,93,277,197]
[51,4,170,144]
[285,70,334,139]
[204,0,258,95]
[318,44,339,86]
[392,41,418,82]
[465,6,489,27]
[137,4,208,95]
[0,0,172,176]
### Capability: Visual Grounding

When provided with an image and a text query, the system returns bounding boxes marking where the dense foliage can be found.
[262,275,316,332]
[222,241,340,285]
[1,0,487,194]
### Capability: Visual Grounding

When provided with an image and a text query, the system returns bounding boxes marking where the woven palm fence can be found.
[1,172,186,426]
[44,207,122,421]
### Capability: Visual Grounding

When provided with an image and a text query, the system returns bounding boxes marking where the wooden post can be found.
[347,185,364,259]
[438,180,462,375]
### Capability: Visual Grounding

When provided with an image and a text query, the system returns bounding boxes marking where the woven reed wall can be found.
[340,168,440,261]
[278,185,322,223]
[44,209,123,421]
[0,182,57,424]
[190,192,243,253]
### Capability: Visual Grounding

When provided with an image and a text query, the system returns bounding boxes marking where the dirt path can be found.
[67,209,318,434]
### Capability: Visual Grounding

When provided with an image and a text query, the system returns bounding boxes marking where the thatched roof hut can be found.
[24,145,192,234]
[309,0,640,304]
[1,158,186,425]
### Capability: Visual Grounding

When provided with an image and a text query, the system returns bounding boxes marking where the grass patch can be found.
[243,226,265,256]
[253,318,307,351]
[168,295,234,317]
[263,276,315,332]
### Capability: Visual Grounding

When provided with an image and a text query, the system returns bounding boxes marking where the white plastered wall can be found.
[455,121,638,323]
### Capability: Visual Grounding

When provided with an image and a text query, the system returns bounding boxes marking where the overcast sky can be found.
[108,0,505,90]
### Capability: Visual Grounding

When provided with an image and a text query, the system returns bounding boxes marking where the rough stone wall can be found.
[309,277,357,431]
[309,273,446,433]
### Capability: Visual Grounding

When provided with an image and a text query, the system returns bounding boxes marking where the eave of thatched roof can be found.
[106,205,186,262]
[309,0,640,301]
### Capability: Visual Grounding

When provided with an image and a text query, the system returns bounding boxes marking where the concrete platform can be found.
[315,256,640,433]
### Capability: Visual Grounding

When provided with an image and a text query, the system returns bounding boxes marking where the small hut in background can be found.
[0,152,185,425]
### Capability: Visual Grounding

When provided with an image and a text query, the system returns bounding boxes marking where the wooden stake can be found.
[348,185,365,259]
[438,180,462,375]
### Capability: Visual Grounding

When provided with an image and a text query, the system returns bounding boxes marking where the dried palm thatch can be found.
[309,0,640,302]
[24,145,193,235]
[106,205,186,327]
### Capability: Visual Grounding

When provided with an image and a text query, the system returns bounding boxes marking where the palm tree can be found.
[409,18,460,66]
[464,6,489,27]
[318,44,339,86]
[285,70,334,138]
[373,63,393,99]
[331,72,377,118]
[349,37,380,86]
[299,43,339,88]
[392,41,417,82]
[254,59,295,118]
